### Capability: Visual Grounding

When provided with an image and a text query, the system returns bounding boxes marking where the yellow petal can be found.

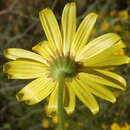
[81,68,126,91]
[39,8,62,55]
[83,40,127,66]
[16,77,56,105]
[3,60,47,79]
[71,13,98,56]
[61,2,76,55]
[85,55,129,67]
[4,48,48,65]
[79,73,116,103]
[64,84,75,114]
[69,79,99,114]
[47,85,58,117]
[76,33,121,62]
[32,41,55,61]
[47,83,75,116]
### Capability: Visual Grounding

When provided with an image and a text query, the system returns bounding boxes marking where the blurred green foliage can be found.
[0,0,130,130]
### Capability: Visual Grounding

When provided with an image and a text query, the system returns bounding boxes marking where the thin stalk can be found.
[57,75,65,130]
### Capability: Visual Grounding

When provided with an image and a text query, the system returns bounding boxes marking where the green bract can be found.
[50,56,78,81]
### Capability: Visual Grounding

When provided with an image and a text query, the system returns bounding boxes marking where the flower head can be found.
[111,123,130,130]
[118,10,129,21]
[3,2,129,116]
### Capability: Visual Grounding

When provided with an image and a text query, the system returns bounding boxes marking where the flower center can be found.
[50,56,78,81]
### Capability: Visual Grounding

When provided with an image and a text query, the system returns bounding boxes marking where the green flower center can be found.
[50,56,78,81]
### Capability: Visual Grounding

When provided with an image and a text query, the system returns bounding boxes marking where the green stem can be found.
[58,75,65,130]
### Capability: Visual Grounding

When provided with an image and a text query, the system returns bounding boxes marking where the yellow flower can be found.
[121,123,130,130]
[42,119,49,128]
[52,116,58,124]
[3,2,129,116]
[101,123,108,130]
[101,21,109,31]
[125,31,129,38]
[118,11,129,21]
[64,122,69,128]
[113,25,122,32]
[111,123,120,130]
[111,123,130,130]
[77,122,85,126]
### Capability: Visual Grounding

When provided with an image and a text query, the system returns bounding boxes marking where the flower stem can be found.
[58,74,65,130]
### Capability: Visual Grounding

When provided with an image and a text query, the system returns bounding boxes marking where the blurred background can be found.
[0,0,130,130]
